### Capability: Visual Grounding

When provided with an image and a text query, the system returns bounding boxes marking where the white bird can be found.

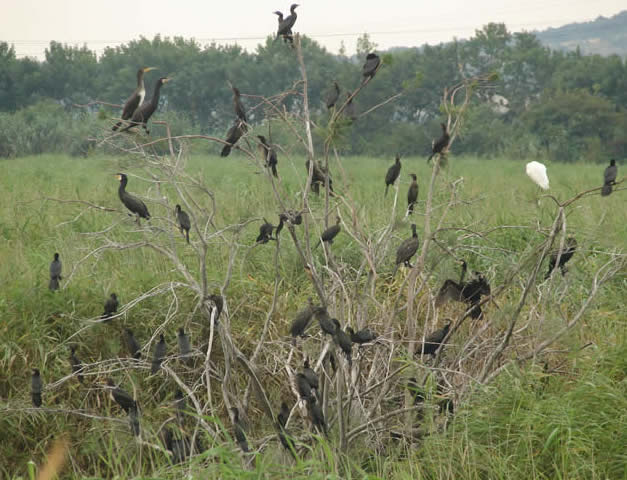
[526,161,549,190]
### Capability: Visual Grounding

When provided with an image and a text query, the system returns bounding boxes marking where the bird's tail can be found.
[408,202,415,214]
[427,152,435,162]
[384,184,389,197]
[221,145,232,157]
[313,239,321,250]
[49,278,60,290]
[185,229,190,244]
[112,121,122,131]
[272,165,278,178]
[601,184,612,196]
[392,263,399,278]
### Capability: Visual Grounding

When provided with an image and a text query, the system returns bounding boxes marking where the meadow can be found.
[0,152,625,479]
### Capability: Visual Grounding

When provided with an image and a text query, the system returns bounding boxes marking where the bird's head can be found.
[31,368,40,375]
[290,4,299,12]
[231,407,239,419]
[335,216,341,224]
[53,252,59,260]
[232,86,240,96]
[115,173,126,182]
[142,67,157,73]
[610,159,616,166]
[332,318,341,329]
[273,10,283,16]
[346,326,355,335]
[159,77,171,85]
[178,327,184,335]
[159,334,165,342]
[395,153,401,163]
[440,122,447,130]
[304,358,310,368]
[111,293,117,300]
[175,204,181,213]
[409,173,417,180]
[444,319,453,329]
[105,378,115,387]
[366,53,378,60]
[257,135,266,142]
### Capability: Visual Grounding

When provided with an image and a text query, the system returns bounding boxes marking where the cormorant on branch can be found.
[407,173,418,214]
[49,252,62,291]
[601,159,617,196]
[115,173,151,222]
[175,204,191,243]
[417,320,452,357]
[232,407,249,452]
[221,119,247,157]
[151,334,166,374]
[314,216,341,249]
[119,76,170,135]
[346,326,377,344]
[231,85,247,123]
[325,81,340,109]
[177,328,192,366]
[112,67,156,131]
[385,154,401,196]
[545,236,577,280]
[256,218,275,244]
[290,298,314,339]
[257,135,278,177]
[436,261,490,319]
[392,224,419,276]
[276,4,299,44]
[31,369,43,407]
[306,160,334,194]
[428,122,450,161]
[102,293,119,320]
[362,53,381,81]
[124,328,141,359]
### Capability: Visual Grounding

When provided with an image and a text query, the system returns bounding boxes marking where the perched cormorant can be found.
[124,328,141,359]
[69,346,84,384]
[436,261,490,319]
[332,319,353,366]
[296,372,313,401]
[306,396,327,436]
[325,81,340,109]
[306,160,334,194]
[177,328,192,366]
[220,120,247,157]
[362,53,381,81]
[115,173,150,222]
[106,378,137,413]
[314,306,337,336]
[302,359,319,392]
[119,77,170,135]
[346,326,377,344]
[257,135,278,177]
[417,320,452,357]
[102,293,119,320]
[175,204,191,243]
[49,252,62,291]
[256,219,275,244]
[428,123,450,161]
[112,67,156,131]
[545,236,577,280]
[290,298,315,339]
[151,334,166,374]
[31,369,42,407]
[232,407,249,452]
[278,401,290,428]
[343,93,358,121]
[208,293,224,322]
[385,154,402,196]
[392,224,419,276]
[276,4,299,44]
[601,159,617,196]
[314,216,341,249]
[277,401,296,457]
[407,173,418,214]
[231,85,247,123]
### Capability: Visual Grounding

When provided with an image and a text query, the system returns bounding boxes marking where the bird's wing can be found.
[435,280,462,307]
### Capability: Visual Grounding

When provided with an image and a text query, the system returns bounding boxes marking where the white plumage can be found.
[526,161,549,190]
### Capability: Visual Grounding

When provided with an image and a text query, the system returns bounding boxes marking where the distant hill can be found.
[535,10,627,56]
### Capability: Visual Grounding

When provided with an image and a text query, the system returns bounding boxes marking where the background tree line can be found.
[0,23,625,161]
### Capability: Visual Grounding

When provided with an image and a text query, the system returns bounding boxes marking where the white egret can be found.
[526,161,549,190]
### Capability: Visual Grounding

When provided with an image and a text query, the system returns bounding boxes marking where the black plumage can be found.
[601,159,617,196]
[343,93,357,121]
[277,402,296,458]
[49,252,62,291]
[545,236,578,280]
[151,334,166,374]
[174,389,187,426]
[385,154,402,196]
[346,326,377,344]
[332,319,353,366]
[102,293,119,320]
[129,407,140,436]
[119,76,170,135]
[277,401,290,428]
[175,204,191,243]
[208,294,224,322]
[315,306,337,336]
[306,160,334,195]
[428,123,450,161]
[231,85,247,123]
[31,369,42,407]
[362,53,381,81]
[306,396,327,437]
[315,216,341,249]
[256,219,275,244]
[276,4,299,44]
[257,135,278,178]
[69,346,84,384]
[221,120,247,157]
[436,261,490,319]
[124,328,141,359]
[290,298,315,338]
[296,373,313,401]
[116,173,150,222]
[302,359,319,391]
[417,320,452,357]
[392,224,419,276]
[325,81,340,109]
[177,328,192,366]
[407,173,418,214]
[112,67,155,131]
[106,378,137,413]
[232,407,249,452]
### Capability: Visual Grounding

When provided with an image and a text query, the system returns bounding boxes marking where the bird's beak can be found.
[114,174,122,180]
[163,77,171,83]
[143,67,157,73]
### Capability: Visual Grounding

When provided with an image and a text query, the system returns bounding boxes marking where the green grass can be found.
[0,153,625,479]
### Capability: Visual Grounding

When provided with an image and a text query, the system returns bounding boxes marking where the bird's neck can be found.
[150,82,163,105]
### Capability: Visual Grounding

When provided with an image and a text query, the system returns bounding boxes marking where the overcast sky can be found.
[3,0,625,59]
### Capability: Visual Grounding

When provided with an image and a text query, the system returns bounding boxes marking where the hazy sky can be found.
[3,0,625,59]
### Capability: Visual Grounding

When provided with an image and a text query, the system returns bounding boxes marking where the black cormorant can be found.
[232,407,249,452]
[278,401,290,428]
[302,358,319,392]
[407,173,418,214]
[306,160,334,194]
[119,76,170,135]
[277,401,296,457]
[208,293,224,322]
[256,219,275,244]
[49,252,62,291]
[175,204,191,243]
[332,319,353,366]
[69,346,84,384]
[115,173,150,222]
[325,81,340,109]
[417,320,452,357]
[385,154,402,196]
[31,369,42,407]
[545,236,577,280]
[112,67,156,131]
[102,293,119,320]
[428,123,450,161]
[296,372,313,401]
[106,378,137,413]
[362,53,381,81]
[290,298,315,339]
[436,261,490,319]
[346,326,377,344]
[306,396,327,436]
[151,334,166,374]
[314,306,337,336]
[124,328,141,359]
[277,4,299,43]
[314,216,341,249]
[601,159,617,196]
[343,93,357,121]
[177,328,192,366]
[231,85,247,123]
[257,135,278,177]
[220,119,247,157]
[392,224,419,276]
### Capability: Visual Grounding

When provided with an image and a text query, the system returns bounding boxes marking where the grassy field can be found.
[0,152,625,479]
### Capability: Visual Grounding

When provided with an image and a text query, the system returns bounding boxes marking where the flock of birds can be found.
[33,3,621,465]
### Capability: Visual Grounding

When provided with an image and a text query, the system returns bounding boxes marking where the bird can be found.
[257,135,278,178]
[277,402,297,457]
[278,401,290,428]
[119,76,170,135]
[302,359,319,392]
[332,319,353,366]
[290,298,315,339]
[601,159,617,196]
[231,407,249,452]
[231,85,247,123]
[384,154,402,196]
[69,346,84,384]
[428,123,450,161]
[325,81,340,109]
[115,173,150,222]
[342,93,358,121]
[346,326,377,345]
[31,369,43,407]
[306,396,327,437]
[123,328,141,359]
[177,328,192,366]
[545,236,577,280]
[175,204,191,243]
[112,67,156,131]
[417,320,452,357]
[392,224,419,276]
[362,53,381,81]
[314,216,341,249]
[407,173,418,214]
[314,306,337,336]
[256,219,275,244]
[102,293,119,320]
[174,389,187,426]
[49,252,62,291]
[106,378,137,413]
[435,261,491,319]
[306,160,334,194]
[151,334,166,374]
[296,372,313,401]
[208,293,224,322]
[275,214,286,237]
[220,119,247,157]
[276,4,299,44]
[526,161,549,190]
